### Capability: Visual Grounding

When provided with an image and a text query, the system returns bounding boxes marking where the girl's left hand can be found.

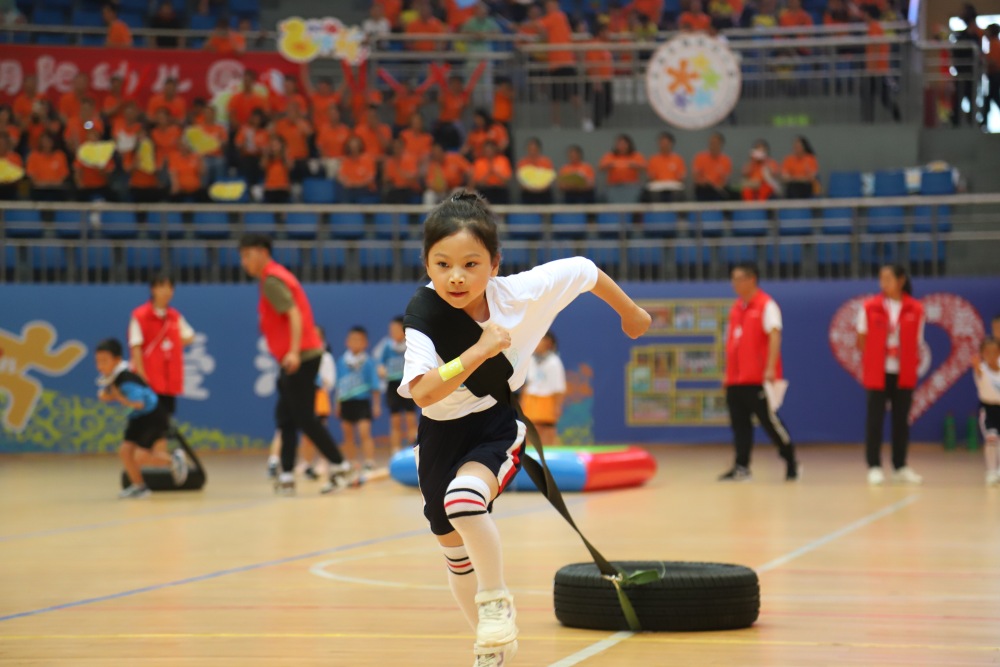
[621,305,652,339]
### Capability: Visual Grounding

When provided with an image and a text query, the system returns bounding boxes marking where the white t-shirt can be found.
[318,351,336,393]
[762,299,782,333]
[976,361,1000,405]
[128,308,194,349]
[856,298,925,374]
[525,352,567,397]
[399,257,599,421]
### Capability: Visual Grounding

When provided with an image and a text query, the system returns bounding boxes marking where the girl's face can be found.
[615,137,629,154]
[426,229,499,317]
[527,141,539,157]
[879,267,904,297]
[983,343,1000,367]
[792,138,804,155]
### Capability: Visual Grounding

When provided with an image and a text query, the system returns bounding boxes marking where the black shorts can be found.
[550,66,578,102]
[156,394,177,416]
[981,403,1000,439]
[415,402,526,536]
[340,398,373,423]
[123,407,170,449]
[386,380,417,414]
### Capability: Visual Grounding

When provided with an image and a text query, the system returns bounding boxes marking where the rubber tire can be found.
[554,561,759,632]
[120,468,206,491]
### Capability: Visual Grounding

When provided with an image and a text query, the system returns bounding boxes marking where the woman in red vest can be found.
[720,263,799,482]
[129,273,195,420]
[238,234,352,496]
[856,264,925,486]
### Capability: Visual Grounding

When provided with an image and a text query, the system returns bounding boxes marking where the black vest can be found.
[403,286,513,406]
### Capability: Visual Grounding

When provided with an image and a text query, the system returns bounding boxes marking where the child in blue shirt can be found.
[336,326,382,471]
[376,315,418,453]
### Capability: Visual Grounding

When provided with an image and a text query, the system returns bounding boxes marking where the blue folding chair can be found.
[244,211,276,229]
[72,8,104,26]
[31,246,66,274]
[77,246,114,272]
[5,209,44,238]
[373,212,409,240]
[641,211,678,238]
[778,208,813,236]
[302,178,336,204]
[695,210,724,237]
[99,210,139,239]
[229,0,260,19]
[169,247,209,270]
[551,212,587,239]
[731,209,769,237]
[312,246,347,273]
[827,171,862,198]
[126,246,163,271]
[873,170,907,197]
[285,212,320,240]
[920,170,955,196]
[586,245,620,271]
[193,211,230,239]
[330,212,366,240]
[32,8,67,24]
[506,213,542,240]
[596,212,627,239]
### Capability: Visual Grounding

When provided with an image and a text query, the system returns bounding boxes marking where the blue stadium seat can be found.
[244,211,276,228]
[695,210,724,237]
[5,209,44,238]
[193,211,230,239]
[778,208,813,235]
[31,246,66,272]
[190,13,217,30]
[731,209,769,236]
[147,211,187,239]
[285,212,319,240]
[675,244,711,267]
[766,243,803,269]
[373,212,409,240]
[506,213,542,240]
[99,210,139,239]
[229,0,260,18]
[500,247,530,270]
[873,170,907,198]
[52,210,84,239]
[4,245,19,275]
[271,247,302,270]
[81,33,106,46]
[920,170,955,196]
[816,241,851,268]
[402,246,423,271]
[312,246,347,271]
[723,244,757,265]
[72,8,104,26]
[302,178,336,204]
[641,211,678,238]
[586,245,620,271]
[359,247,394,269]
[330,212,365,240]
[821,207,854,235]
[126,246,162,271]
[545,244,576,261]
[551,212,586,239]
[827,171,862,198]
[627,245,666,275]
[866,206,905,234]
[76,246,114,271]
[169,246,209,270]
[911,205,951,266]
[596,212,627,239]
[32,8,67,24]
[117,0,150,12]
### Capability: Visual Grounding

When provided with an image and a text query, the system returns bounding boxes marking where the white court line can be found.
[545,494,921,667]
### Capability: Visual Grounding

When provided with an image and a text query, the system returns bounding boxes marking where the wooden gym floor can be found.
[1,443,998,666]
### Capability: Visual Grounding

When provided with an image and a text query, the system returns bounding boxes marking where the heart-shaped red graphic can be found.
[828,293,985,422]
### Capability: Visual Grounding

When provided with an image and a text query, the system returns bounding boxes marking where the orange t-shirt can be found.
[584,45,614,80]
[270,93,309,116]
[779,9,813,27]
[58,92,83,120]
[227,91,269,127]
[1,124,22,147]
[987,37,1000,74]
[539,11,574,66]
[406,17,446,52]
[195,122,227,157]
[310,93,342,125]
[678,11,712,32]
[263,156,290,191]
[392,92,425,127]
[399,129,433,158]
[558,162,595,188]
[692,151,732,188]
[438,89,471,123]
[107,19,132,47]
[781,154,818,181]
[111,118,141,145]
[64,116,105,147]
[274,118,311,161]
[633,0,664,24]
[235,126,269,156]
[348,89,383,125]
[445,0,476,29]
[102,94,127,121]
[338,153,377,188]
[206,34,241,54]
[426,153,471,190]
[744,158,779,184]
[466,124,509,159]
[151,125,182,165]
[316,123,352,158]
[378,0,402,27]
[493,89,513,124]
[599,151,646,185]
[354,122,392,157]
[517,155,554,172]
[26,150,69,186]
[472,155,512,187]
[74,157,111,189]
[124,149,160,189]
[13,93,41,124]
[147,94,187,122]
[385,152,422,189]
[866,21,889,73]
[647,153,686,182]
[168,151,203,192]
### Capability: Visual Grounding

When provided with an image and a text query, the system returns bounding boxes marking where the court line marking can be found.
[0,498,575,623]
[543,493,922,667]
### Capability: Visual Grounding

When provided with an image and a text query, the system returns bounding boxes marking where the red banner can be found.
[0,46,299,110]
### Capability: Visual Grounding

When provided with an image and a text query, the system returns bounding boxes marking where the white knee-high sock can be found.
[985,440,999,472]
[444,476,506,593]
[441,544,479,631]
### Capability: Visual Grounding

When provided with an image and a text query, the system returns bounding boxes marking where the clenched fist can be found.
[622,306,652,339]
[478,323,512,357]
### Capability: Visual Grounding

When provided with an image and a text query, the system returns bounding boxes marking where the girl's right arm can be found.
[408,323,510,408]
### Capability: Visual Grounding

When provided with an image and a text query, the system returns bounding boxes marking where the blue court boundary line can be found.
[0,499,577,623]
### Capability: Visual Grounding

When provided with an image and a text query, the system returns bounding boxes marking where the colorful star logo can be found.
[666,59,700,95]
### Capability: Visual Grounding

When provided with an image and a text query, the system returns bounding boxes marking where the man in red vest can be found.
[719,263,799,482]
[128,273,194,481]
[239,234,351,495]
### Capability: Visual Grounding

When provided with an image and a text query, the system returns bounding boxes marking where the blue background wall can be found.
[0,279,994,452]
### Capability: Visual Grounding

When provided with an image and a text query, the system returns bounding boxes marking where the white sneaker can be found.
[171,449,189,485]
[474,590,518,647]
[867,467,885,486]
[986,471,1000,487]
[473,640,518,667]
[891,466,923,485]
[119,484,151,499]
[320,461,353,494]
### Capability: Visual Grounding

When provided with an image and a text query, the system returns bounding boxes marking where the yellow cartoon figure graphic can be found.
[0,321,86,432]
[278,17,320,63]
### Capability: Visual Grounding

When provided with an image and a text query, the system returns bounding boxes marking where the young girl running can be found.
[973,337,1000,486]
[398,192,650,666]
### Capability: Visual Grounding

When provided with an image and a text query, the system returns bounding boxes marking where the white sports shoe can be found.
[867,467,885,486]
[119,484,151,499]
[891,466,923,485]
[474,590,518,647]
[171,449,189,485]
[986,471,999,487]
[473,640,518,667]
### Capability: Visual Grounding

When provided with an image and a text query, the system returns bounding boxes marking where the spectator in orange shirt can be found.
[101,74,127,125]
[423,142,471,204]
[400,112,433,158]
[73,127,114,201]
[195,105,228,186]
[316,106,351,179]
[779,0,813,27]
[205,17,246,54]
[558,144,595,204]
[679,0,712,32]
[471,140,512,204]
[385,77,431,132]
[0,133,23,200]
[862,4,899,123]
[584,24,615,130]
[445,0,477,30]
[645,131,686,202]
[104,4,133,48]
[270,75,309,117]
[537,0,581,126]
[58,73,90,123]
[168,141,205,202]
[781,135,819,199]
[228,70,270,128]
[25,100,64,153]
[64,99,105,154]
[337,136,378,203]
[493,77,514,129]
[434,71,479,151]
[633,0,664,25]
[303,71,343,128]
[740,139,780,201]
[260,135,292,203]
[235,108,269,185]
[406,1,446,53]
[26,132,70,201]
[377,0,402,28]
[13,75,42,126]
[273,103,313,181]
[111,101,142,151]
[123,124,164,205]
[355,107,392,159]
[692,131,733,201]
[0,106,22,152]
[599,133,646,203]
[383,137,423,203]
[517,137,555,205]
[147,78,187,123]
[984,24,1000,122]
[708,0,744,30]
[463,109,509,160]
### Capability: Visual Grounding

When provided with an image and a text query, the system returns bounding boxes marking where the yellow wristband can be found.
[438,357,465,382]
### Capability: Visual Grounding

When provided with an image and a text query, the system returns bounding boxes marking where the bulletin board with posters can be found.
[626,299,732,426]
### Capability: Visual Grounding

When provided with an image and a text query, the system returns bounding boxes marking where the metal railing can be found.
[3,195,998,284]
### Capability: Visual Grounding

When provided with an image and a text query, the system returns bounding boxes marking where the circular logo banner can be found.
[645,35,741,130]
